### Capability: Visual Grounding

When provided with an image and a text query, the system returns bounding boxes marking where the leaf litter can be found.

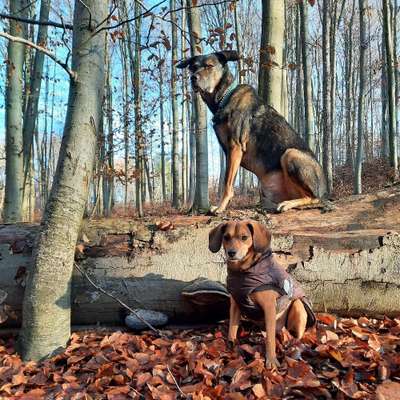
[0,314,399,399]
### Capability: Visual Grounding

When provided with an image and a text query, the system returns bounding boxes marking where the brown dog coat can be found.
[227,249,316,328]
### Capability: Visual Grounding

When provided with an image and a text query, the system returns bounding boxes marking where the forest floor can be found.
[0,314,400,399]
[109,158,398,220]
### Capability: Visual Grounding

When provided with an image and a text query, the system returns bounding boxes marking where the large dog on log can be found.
[177,50,327,214]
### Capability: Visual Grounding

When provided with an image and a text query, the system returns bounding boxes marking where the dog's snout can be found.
[191,75,198,82]
[227,250,236,258]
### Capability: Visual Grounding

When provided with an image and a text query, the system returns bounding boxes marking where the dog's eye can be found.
[223,234,231,241]
[241,235,248,241]
[205,64,214,69]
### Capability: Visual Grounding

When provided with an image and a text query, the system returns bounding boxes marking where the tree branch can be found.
[0,12,73,30]
[74,263,164,336]
[0,31,76,81]
[93,0,168,36]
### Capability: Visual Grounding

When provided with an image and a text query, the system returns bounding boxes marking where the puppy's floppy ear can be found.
[215,50,240,64]
[176,57,193,69]
[246,220,271,253]
[209,223,227,253]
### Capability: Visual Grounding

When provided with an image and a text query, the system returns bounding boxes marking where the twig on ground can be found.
[74,262,163,336]
[166,364,187,398]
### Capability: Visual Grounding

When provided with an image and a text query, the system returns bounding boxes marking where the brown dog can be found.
[209,220,315,369]
[177,51,328,214]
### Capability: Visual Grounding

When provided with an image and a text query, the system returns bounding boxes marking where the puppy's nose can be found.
[227,250,236,258]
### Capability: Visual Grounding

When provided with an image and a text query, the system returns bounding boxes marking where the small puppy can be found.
[209,220,315,369]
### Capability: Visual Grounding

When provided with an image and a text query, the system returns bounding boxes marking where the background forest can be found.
[0,0,399,221]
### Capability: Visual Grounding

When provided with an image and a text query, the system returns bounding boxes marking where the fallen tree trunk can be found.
[1,186,400,327]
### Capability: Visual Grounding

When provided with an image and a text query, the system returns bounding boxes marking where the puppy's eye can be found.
[223,234,231,241]
[241,235,248,241]
[205,64,214,69]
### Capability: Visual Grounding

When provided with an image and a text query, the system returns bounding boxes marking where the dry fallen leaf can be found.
[0,315,399,398]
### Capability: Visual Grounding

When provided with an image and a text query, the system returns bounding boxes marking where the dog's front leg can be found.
[228,295,241,346]
[212,143,243,214]
[251,290,280,370]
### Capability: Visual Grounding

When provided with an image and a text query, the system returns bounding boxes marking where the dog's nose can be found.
[227,250,236,258]
[191,75,198,83]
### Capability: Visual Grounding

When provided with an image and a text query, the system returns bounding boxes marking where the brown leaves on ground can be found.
[0,314,399,399]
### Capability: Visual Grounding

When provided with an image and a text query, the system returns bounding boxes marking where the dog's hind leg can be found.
[286,299,308,339]
[277,148,328,212]
[211,143,243,214]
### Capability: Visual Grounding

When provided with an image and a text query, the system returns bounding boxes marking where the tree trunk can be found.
[233,1,243,84]
[187,0,209,212]
[133,2,144,216]
[158,59,167,203]
[380,29,389,160]
[383,0,399,178]
[3,0,26,223]
[354,0,367,194]
[298,1,314,152]
[181,9,188,206]
[22,0,51,221]
[171,0,180,209]
[345,0,356,167]
[258,0,286,116]
[17,0,107,361]
[120,38,129,209]
[103,40,114,217]
[188,102,196,207]
[322,0,333,195]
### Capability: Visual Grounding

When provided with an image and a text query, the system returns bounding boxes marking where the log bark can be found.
[1,187,400,329]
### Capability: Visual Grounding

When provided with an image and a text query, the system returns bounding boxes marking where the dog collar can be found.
[217,83,236,110]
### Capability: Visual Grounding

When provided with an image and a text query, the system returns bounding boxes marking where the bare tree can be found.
[22,0,51,220]
[354,0,367,194]
[171,0,180,208]
[322,0,333,194]
[187,0,209,212]
[17,0,107,361]
[258,0,286,116]
[298,0,315,152]
[383,0,399,178]
[3,0,27,223]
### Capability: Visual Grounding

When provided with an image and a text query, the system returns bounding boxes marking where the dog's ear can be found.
[209,223,227,253]
[215,50,240,64]
[246,220,271,253]
[176,57,193,69]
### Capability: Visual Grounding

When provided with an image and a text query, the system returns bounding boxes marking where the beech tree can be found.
[187,0,209,212]
[383,0,399,178]
[258,0,286,117]
[17,0,108,361]
[3,0,27,223]
[354,0,367,194]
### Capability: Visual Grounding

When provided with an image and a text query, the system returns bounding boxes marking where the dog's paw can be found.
[276,201,292,213]
[321,200,336,213]
[207,205,224,216]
